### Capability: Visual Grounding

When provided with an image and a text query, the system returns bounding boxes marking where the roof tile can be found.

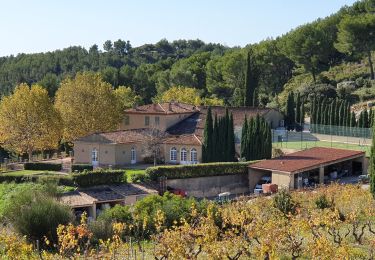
[249,147,365,174]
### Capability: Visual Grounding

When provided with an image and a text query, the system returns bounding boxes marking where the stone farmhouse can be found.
[73,102,284,167]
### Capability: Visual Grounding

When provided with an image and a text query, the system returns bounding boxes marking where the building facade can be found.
[73,102,284,167]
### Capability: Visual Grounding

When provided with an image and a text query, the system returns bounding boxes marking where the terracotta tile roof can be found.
[60,184,158,208]
[75,129,151,144]
[249,147,365,174]
[80,187,125,202]
[125,102,199,115]
[59,191,96,208]
[109,183,158,196]
[167,106,273,138]
[162,134,202,145]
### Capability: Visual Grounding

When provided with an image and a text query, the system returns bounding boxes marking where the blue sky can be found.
[0,0,357,56]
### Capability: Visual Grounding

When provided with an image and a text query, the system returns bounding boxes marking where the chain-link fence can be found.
[272,124,372,155]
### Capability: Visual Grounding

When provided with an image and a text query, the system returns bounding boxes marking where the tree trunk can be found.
[312,68,316,83]
[28,148,33,162]
[368,51,374,80]
[154,151,157,166]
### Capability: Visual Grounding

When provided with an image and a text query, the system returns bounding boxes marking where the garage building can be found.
[248,147,365,191]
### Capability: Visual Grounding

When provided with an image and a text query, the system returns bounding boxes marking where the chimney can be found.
[168,102,173,111]
[132,102,138,109]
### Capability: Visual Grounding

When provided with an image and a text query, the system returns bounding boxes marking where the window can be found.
[155,116,160,126]
[180,148,187,162]
[170,147,177,162]
[145,116,150,126]
[190,148,198,163]
[131,147,136,163]
[91,149,98,162]
[124,115,130,125]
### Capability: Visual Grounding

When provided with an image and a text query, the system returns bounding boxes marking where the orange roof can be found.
[163,134,202,145]
[125,102,199,115]
[249,147,364,174]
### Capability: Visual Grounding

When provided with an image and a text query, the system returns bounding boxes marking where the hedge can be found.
[145,161,255,181]
[129,172,150,183]
[72,170,126,187]
[71,164,93,172]
[24,162,62,171]
[0,174,74,186]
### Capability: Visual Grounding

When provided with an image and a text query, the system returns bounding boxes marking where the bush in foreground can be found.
[3,185,74,243]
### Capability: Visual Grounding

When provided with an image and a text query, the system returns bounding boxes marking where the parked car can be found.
[167,186,187,197]
[358,174,370,184]
[254,176,271,194]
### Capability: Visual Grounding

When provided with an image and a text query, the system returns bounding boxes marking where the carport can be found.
[248,147,365,191]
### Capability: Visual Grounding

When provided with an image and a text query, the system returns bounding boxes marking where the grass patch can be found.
[125,169,145,182]
[273,141,371,156]
[1,170,61,177]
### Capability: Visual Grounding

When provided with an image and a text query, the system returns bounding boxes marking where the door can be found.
[131,147,136,164]
[91,149,99,167]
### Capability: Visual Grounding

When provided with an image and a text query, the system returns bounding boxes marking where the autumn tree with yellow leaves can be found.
[55,72,123,142]
[0,84,61,160]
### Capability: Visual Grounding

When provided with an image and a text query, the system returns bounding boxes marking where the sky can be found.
[0,0,358,56]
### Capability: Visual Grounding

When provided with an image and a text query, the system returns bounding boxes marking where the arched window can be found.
[131,147,136,164]
[180,148,187,163]
[190,148,198,163]
[170,147,177,162]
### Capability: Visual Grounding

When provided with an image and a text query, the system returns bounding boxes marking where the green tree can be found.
[241,116,248,159]
[335,14,375,79]
[370,122,375,198]
[283,22,332,82]
[202,107,213,163]
[285,92,295,130]
[244,50,258,106]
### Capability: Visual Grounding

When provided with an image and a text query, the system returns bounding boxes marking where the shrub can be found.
[98,205,133,223]
[315,194,333,209]
[24,162,62,171]
[88,220,113,245]
[3,186,74,243]
[273,189,297,215]
[145,161,253,181]
[0,174,74,186]
[72,169,125,187]
[71,164,93,172]
[129,171,150,183]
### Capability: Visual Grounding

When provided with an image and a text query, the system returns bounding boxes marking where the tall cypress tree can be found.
[202,107,213,162]
[228,113,236,161]
[241,116,248,159]
[285,92,295,130]
[295,92,301,126]
[300,99,305,126]
[350,111,357,127]
[244,50,257,107]
[364,109,369,128]
[370,122,375,198]
[247,118,255,160]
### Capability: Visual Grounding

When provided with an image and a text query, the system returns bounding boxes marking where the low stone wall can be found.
[166,174,249,198]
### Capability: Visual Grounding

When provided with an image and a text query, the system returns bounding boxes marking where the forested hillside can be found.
[0,0,374,107]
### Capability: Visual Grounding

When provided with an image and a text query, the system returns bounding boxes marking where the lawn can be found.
[125,169,145,182]
[1,170,61,177]
[273,140,371,156]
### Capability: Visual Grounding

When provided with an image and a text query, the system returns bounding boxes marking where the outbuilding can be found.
[248,147,365,191]
[60,183,158,220]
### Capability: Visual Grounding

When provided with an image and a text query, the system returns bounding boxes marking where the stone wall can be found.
[166,174,249,198]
